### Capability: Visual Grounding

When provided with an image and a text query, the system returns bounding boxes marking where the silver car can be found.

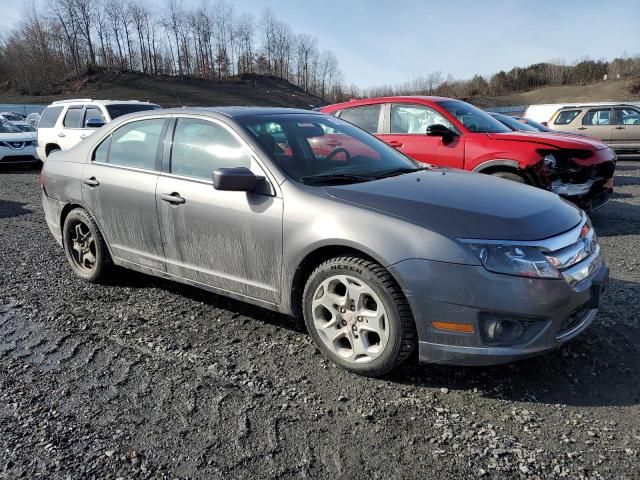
[41,107,609,376]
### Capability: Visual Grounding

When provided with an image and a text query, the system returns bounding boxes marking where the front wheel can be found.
[490,170,527,184]
[62,208,111,282]
[302,256,416,377]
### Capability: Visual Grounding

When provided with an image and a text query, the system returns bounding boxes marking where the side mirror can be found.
[426,124,457,143]
[85,118,105,129]
[213,167,263,192]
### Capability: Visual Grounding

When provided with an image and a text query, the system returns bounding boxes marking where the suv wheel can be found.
[303,256,416,377]
[62,209,111,282]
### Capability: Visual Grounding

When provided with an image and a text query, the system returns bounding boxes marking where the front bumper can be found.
[0,146,40,166]
[389,256,608,366]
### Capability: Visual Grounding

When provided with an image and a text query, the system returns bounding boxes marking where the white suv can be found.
[36,99,160,161]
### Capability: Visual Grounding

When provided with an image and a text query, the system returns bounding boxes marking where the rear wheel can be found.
[62,209,111,282]
[302,256,416,377]
[490,170,527,184]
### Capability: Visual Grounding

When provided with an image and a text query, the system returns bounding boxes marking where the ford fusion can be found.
[40,108,608,376]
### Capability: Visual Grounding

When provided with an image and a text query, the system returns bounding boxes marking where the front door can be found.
[611,106,640,151]
[81,117,168,271]
[381,103,465,168]
[156,116,283,304]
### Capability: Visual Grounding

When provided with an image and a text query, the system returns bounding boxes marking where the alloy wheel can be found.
[69,221,97,272]
[311,274,388,364]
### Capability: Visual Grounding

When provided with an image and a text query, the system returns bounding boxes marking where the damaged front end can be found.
[531,148,616,211]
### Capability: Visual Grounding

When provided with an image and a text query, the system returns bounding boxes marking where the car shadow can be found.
[387,277,640,408]
[0,200,33,219]
[108,268,307,334]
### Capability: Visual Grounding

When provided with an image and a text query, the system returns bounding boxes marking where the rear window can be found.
[63,108,83,128]
[554,110,580,125]
[106,104,159,119]
[39,106,64,128]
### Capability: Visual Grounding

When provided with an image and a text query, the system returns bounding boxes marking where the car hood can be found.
[0,131,36,142]
[486,131,609,151]
[324,169,582,241]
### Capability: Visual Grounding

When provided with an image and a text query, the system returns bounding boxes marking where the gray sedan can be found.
[41,107,609,376]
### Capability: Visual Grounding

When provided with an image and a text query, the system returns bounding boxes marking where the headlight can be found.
[466,243,561,279]
[542,153,557,169]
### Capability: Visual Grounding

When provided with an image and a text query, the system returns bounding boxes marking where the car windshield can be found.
[106,104,159,119]
[16,123,36,132]
[0,120,22,133]
[237,113,422,185]
[520,117,552,132]
[437,100,511,133]
[1,113,23,121]
[491,113,539,132]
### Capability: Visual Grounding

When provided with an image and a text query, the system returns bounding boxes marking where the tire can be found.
[302,256,416,377]
[62,208,111,283]
[490,170,527,184]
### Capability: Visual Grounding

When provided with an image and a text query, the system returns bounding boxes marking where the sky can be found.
[2,0,639,88]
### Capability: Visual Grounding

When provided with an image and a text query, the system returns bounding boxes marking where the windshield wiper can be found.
[300,173,376,185]
[374,166,429,179]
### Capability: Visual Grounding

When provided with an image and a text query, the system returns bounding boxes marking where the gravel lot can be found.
[1,163,640,479]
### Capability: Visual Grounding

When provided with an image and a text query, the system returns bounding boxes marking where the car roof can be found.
[322,96,455,110]
[556,104,637,111]
[111,106,320,119]
[50,99,159,106]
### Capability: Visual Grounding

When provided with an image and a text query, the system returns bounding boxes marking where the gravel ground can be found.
[1,163,640,479]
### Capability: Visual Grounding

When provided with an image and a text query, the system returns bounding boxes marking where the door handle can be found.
[577,127,587,130]
[325,140,341,147]
[58,132,66,138]
[615,126,625,130]
[83,177,99,187]
[386,140,404,148]
[80,134,89,138]
[160,192,185,205]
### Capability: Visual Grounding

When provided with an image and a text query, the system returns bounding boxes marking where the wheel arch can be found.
[60,203,116,260]
[288,244,408,319]
[45,143,61,157]
[472,159,537,185]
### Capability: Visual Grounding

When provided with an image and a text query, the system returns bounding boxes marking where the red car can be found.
[320,97,616,210]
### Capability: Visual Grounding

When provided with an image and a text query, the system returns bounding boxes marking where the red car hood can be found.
[486,131,610,151]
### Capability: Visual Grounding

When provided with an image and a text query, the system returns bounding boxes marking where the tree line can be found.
[352,56,640,101]
[1,1,639,105]
[0,0,344,101]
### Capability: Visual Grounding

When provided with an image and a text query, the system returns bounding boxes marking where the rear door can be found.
[611,106,640,150]
[58,106,88,150]
[337,104,384,137]
[578,108,614,142]
[81,116,168,271]
[381,103,465,168]
[155,116,283,303]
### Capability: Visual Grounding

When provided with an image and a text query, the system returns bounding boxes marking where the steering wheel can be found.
[326,147,351,163]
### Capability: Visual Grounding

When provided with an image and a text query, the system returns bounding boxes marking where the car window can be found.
[92,135,111,163]
[554,110,580,125]
[436,100,510,133]
[582,109,611,126]
[63,108,83,128]
[84,106,105,127]
[390,104,454,134]
[106,104,159,119]
[615,108,640,125]
[491,114,539,132]
[107,118,164,170]
[239,113,418,184]
[171,118,252,180]
[16,124,36,132]
[0,119,21,133]
[339,105,382,133]
[39,106,63,128]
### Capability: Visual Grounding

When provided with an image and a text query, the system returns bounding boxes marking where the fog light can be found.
[481,318,523,344]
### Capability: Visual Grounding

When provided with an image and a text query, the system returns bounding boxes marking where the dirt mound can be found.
[0,69,324,108]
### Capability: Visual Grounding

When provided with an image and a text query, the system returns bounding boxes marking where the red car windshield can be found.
[238,114,421,185]
[437,100,511,134]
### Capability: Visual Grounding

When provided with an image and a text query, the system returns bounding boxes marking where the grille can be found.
[0,155,39,163]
